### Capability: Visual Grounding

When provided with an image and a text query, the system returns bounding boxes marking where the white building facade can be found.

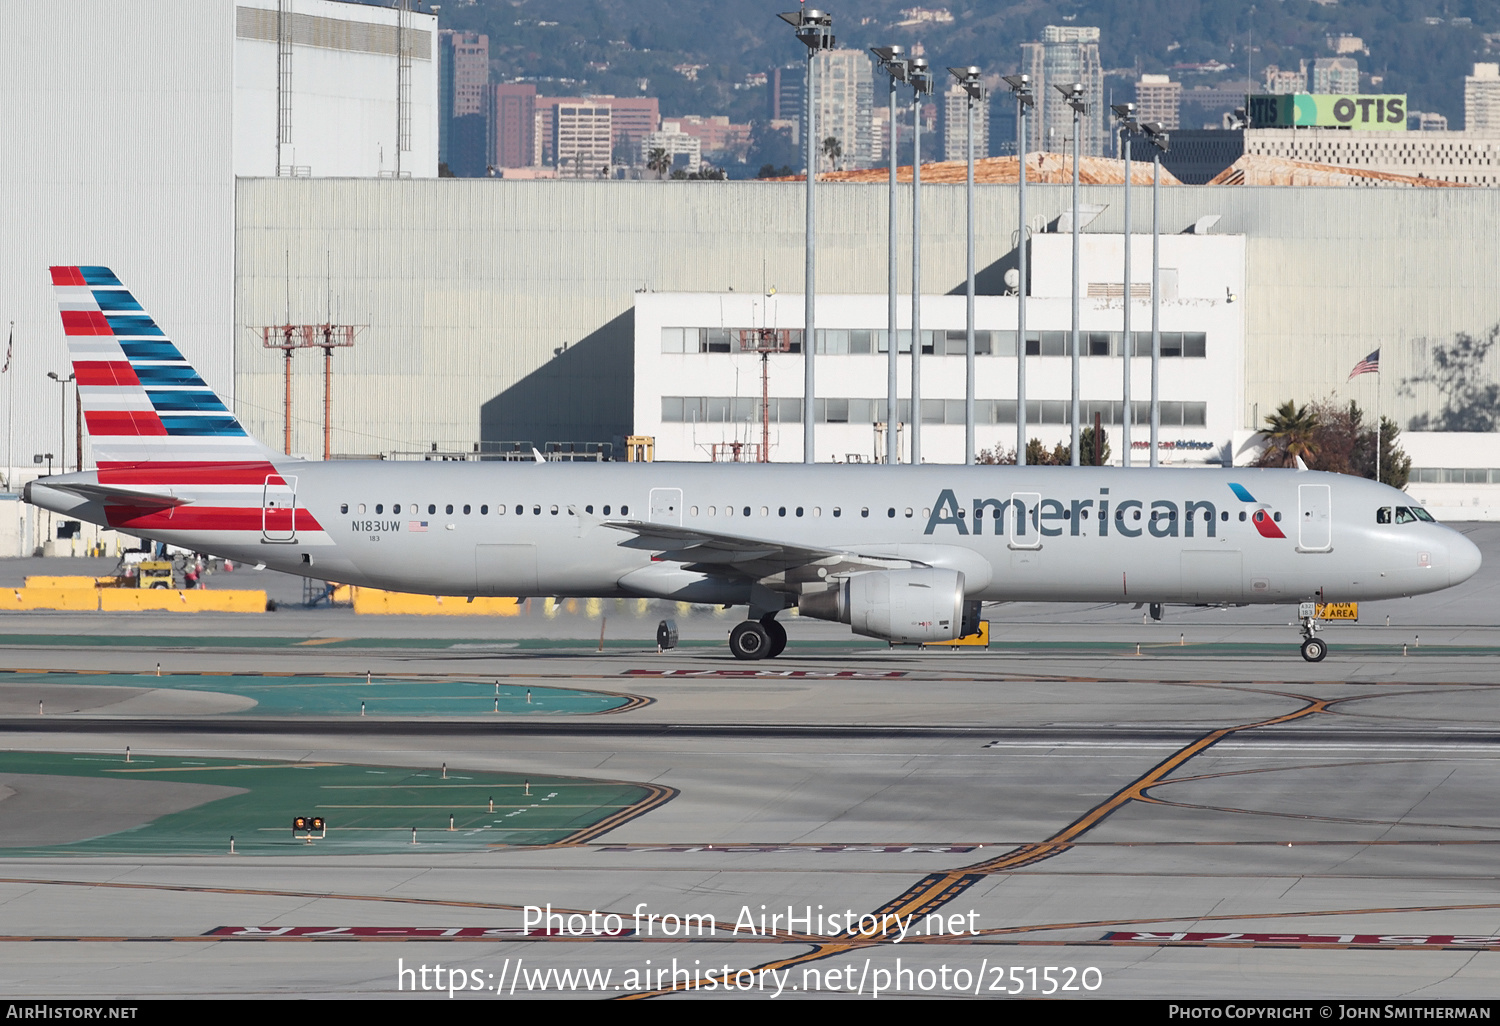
[634,232,1245,466]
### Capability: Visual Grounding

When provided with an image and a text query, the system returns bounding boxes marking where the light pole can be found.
[779,9,835,465]
[1057,82,1086,466]
[950,65,986,466]
[33,453,53,544]
[872,46,908,465]
[1111,102,1139,468]
[1142,120,1170,467]
[1003,74,1033,464]
[47,371,74,474]
[909,57,932,464]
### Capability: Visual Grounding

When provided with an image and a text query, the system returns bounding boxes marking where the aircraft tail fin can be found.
[50,266,278,477]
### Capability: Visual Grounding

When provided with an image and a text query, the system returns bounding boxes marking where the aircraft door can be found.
[262,475,297,542]
[649,488,683,527]
[1298,484,1332,552]
[1007,492,1041,550]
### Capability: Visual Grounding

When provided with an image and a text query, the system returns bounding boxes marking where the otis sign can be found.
[1247,93,1407,130]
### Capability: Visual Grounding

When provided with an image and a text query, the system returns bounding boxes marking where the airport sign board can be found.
[1247,93,1407,131]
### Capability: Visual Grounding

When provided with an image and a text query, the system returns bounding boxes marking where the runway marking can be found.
[295,638,350,646]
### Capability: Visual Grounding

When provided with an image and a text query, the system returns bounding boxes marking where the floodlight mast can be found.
[1002,73,1033,465]
[1057,82,1086,466]
[872,45,908,465]
[1141,120,1170,467]
[779,10,835,464]
[949,66,985,465]
[908,56,932,465]
[1111,102,1139,467]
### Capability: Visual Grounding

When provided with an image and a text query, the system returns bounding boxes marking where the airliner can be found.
[25,267,1482,662]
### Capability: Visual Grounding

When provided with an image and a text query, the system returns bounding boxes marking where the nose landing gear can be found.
[1298,602,1328,662]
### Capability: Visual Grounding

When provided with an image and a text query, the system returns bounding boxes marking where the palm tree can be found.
[821,135,842,172]
[646,147,670,180]
[1257,400,1321,467]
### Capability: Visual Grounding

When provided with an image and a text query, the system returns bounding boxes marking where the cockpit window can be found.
[1394,506,1419,524]
[1411,506,1436,522]
[1377,507,1392,524]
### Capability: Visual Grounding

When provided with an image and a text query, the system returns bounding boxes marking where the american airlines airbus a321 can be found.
[25,267,1482,661]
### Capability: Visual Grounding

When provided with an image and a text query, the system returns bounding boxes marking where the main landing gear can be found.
[1298,601,1328,662]
[728,615,787,661]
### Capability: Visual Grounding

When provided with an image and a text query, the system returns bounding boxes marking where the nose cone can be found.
[1449,532,1483,587]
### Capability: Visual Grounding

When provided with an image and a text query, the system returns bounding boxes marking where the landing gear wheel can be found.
[729,621,771,660]
[761,617,787,659]
[1300,637,1328,663]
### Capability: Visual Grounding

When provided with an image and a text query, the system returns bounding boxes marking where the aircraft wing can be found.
[602,519,839,570]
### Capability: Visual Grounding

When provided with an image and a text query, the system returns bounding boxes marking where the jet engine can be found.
[798,568,979,644]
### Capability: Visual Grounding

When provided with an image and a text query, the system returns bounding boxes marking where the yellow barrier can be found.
[23,576,115,589]
[923,620,990,648]
[98,589,267,613]
[351,587,521,616]
[7,587,101,611]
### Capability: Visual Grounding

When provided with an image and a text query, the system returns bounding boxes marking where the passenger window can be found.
[761,507,769,516]
[497,505,506,515]
[690,506,698,516]
[428,504,436,515]
[480,505,488,515]
[584,505,592,514]
[550,505,559,515]
[1273,511,1281,522]
[358,504,366,514]
[603,505,611,515]
[833,508,841,517]
[1239,511,1247,521]
[340,503,348,514]
[1221,511,1228,521]
[778,507,786,517]
[707,506,715,516]
[1377,507,1392,524]
[621,505,629,515]
[393,504,402,514]
[861,508,868,517]
[533,505,541,515]
[796,507,804,517]
[887,508,895,518]
[813,507,821,517]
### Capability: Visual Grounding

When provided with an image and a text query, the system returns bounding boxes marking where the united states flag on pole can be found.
[1347,349,1379,381]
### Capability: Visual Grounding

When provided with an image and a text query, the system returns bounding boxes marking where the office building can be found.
[1309,57,1359,95]
[1466,63,1500,133]
[1134,74,1181,132]
[940,83,990,162]
[1021,26,1105,156]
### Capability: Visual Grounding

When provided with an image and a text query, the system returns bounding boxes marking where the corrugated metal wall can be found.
[235,178,1500,456]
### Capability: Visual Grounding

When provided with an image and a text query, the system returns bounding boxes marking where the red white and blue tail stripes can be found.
[51,266,274,468]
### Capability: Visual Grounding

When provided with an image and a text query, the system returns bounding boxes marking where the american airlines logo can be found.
[922,484,1282,540]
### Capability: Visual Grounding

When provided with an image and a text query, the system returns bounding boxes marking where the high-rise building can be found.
[1466,63,1500,133]
[769,65,803,122]
[552,103,612,177]
[940,83,989,162]
[1134,74,1181,132]
[807,49,874,168]
[492,83,536,169]
[439,30,489,175]
[591,96,660,163]
[1309,57,1358,95]
[1021,26,1105,157]
[642,124,702,174]
[1262,64,1306,95]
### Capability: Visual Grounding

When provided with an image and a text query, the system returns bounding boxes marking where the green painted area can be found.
[0,751,654,857]
[2,671,629,716]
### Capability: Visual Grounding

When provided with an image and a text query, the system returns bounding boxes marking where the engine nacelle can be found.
[798,568,971,644]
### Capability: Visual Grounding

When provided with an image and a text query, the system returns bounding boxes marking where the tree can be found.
[976,445,1016,465]
[1252,397,1410,487]
[820,134,843,172]
[1254,400,1320,468]
[646,147,671,180]
[756,163,794,179]
[1024,438,1071,466]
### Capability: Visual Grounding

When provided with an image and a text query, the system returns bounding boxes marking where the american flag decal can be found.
[1347,349,1380,380]
[409,521,429,532]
